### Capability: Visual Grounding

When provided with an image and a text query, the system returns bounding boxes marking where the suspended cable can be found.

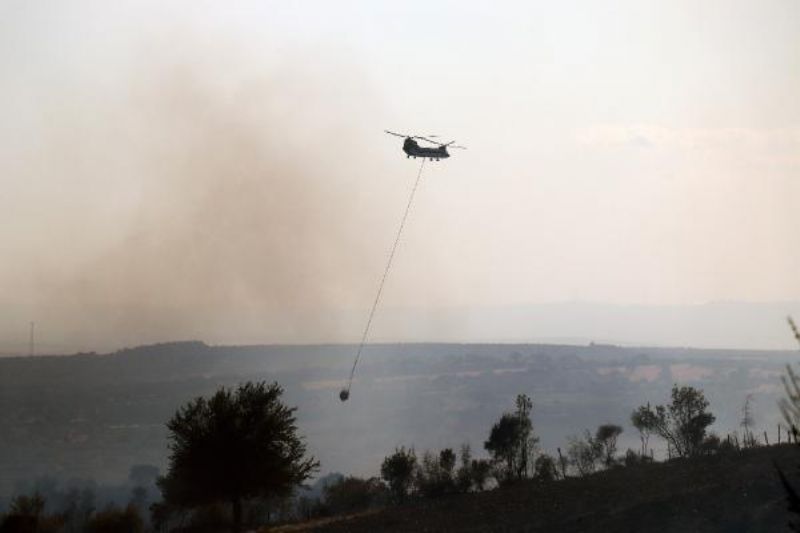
[341,159,426,401]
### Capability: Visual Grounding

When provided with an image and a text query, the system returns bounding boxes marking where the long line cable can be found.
[344,158,426,396]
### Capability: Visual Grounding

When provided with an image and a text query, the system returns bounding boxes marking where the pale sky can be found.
[1,1,799,352]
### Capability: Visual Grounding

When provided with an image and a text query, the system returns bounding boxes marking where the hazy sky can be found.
[1,1,799,352]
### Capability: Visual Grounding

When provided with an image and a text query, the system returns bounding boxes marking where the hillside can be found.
[0,341,794,503]
[282,444,800,533]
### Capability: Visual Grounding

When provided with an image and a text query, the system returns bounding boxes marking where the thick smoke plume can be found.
[2,51,402,353]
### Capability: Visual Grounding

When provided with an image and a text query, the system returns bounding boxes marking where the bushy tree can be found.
[380,447,416,504]
[631,403,657,457]
[533,454,559,482]
[484,394,538,482]
[632,385,716,458]
[595,424,623,467]
[470,459,493,491]
[157,381,318,533]
[699,433,722,455]
[2,493,64,533]
[323,476,385,515]
[623,449,645,467]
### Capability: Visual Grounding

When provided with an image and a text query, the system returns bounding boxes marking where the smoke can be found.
[1,41,404,352]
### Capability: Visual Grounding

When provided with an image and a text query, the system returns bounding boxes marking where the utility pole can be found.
[29,321,35,356]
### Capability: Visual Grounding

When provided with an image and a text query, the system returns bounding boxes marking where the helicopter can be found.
[385,130,466,161]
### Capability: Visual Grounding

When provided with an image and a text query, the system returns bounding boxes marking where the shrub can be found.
[380,447,417,504]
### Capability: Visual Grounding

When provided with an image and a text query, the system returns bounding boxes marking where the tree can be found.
[416,451,446,498]
[777,316,800,531]
[380,447,416,504]
[566,431,602,476]
[781,316,800,432]
[3,493,45,533]
[455,444,473,493]
[632,385,715,458]
[439,448,456,479]
[469,459,493,492]
[323,476,385,515]
[595,424,623,467]
[533,454,558,482]
[700,433,722,455]
[484,394,538,482]
[9,492,45,519]
[157,381,318,533]
[3,493,65,533]
[631,403,657,457]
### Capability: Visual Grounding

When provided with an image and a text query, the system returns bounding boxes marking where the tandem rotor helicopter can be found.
[385,130,466,161]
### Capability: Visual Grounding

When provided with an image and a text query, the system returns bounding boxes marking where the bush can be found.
[566,431,602,476]
[1,492,64,533]
[380,447,417,504]
[623,448,653,467]
[533,454,558,482]
[324,476,385,514]
[469,459,493,492]
[700,433,722,455]
[416,449,458,498]
[86,504,144,533]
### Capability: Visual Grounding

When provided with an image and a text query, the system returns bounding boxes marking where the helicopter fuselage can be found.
[402,138,449,160]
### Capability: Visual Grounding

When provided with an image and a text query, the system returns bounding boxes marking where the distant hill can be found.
[282,444,800,533]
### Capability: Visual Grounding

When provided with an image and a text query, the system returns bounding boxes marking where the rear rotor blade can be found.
[385,130,409,138]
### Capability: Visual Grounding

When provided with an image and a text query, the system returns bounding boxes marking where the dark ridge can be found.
[289,444,800,533]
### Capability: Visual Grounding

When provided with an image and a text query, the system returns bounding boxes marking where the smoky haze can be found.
[0,43,416,352]
[3,2,799,353]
